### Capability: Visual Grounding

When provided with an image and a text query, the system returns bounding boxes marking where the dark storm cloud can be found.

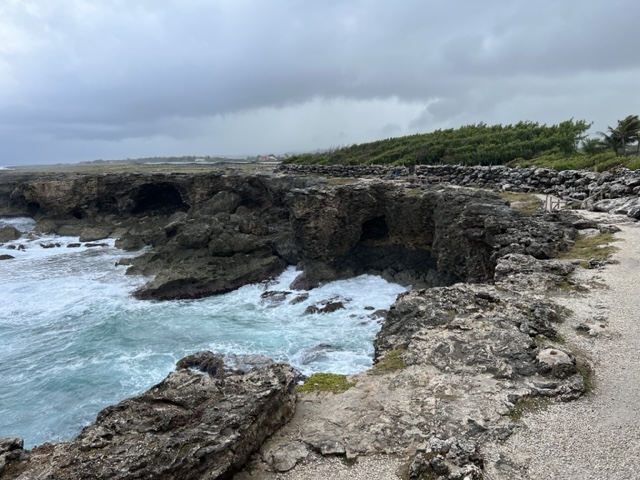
[1,0,639,163]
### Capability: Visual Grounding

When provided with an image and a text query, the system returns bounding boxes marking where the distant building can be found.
[257,155,278,162]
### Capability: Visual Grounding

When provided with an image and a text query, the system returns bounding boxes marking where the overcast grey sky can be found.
[1,0,639,165]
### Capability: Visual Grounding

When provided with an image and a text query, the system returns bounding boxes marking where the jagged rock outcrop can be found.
[285,182,573,289]
[0,353,296,480]
[588,196,640,218]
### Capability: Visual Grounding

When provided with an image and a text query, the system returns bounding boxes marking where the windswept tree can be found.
[579,136,607,155]
[603,115,640,156]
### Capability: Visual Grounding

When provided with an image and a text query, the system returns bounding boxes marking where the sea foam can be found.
[0,217,406,448]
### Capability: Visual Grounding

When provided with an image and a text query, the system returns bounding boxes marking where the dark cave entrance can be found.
[131,183,189,216]
[359,216,389,242]
[26,202,41,217]
[96,195,120,215]
[338,214,443,287]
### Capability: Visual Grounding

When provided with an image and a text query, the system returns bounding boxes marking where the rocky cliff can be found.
[0,170,573,300]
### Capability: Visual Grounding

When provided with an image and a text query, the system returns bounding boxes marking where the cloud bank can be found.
[1,0,639,164]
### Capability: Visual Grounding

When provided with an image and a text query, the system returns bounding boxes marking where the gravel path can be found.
[503,211,640,479]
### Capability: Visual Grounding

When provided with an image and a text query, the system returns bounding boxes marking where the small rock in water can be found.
[260,290,291,305]
[289,293,309,305]
[66,243,81,248]
[176,351,225,378]
[0,254,14,261]
[40,242,61,248]
[304,301,345,314]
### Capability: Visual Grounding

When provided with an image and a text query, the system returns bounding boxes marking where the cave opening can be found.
[359,216,389,242]
[26,202,41,217]
[339,214,446,287]
[131,183,189,215]
[96,195,120,215]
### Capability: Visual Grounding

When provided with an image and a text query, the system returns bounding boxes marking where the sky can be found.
[1,0,639,165]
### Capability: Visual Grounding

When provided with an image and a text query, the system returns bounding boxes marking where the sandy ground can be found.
[502,210,640,479]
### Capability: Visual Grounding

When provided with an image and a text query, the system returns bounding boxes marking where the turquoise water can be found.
[0,217,406,448]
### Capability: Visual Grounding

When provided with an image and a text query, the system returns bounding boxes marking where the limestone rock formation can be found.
[0,354,296,480]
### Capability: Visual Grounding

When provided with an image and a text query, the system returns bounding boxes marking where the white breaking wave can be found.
[0,217,406,448]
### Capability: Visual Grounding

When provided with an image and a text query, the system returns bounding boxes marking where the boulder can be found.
[536,348,577,379]
[590,196,640,218]
[79,227,111,242]
[0,226,20,243]
[131,248,288,300]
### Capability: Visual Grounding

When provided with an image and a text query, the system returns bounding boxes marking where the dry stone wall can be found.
[278,164,640,202]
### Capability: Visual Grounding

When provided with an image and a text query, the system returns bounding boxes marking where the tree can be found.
[604,115,640,156]
[580,137,607,155]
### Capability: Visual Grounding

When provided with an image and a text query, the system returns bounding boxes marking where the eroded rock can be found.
[0,354,296,480]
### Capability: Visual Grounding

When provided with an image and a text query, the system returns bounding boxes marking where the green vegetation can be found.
[508,396,550,421]
[557,232,620,267]
[511,150,640,171]
[284,120,590,166]
[404,187,423,196]
[534,333,567,347]
[576,360,594,393]
[498,192,543,216]
[325,177,359,186]
[372,349,407,374]
[285,115,640,171]
[296,373,356,394]
[602,114,640,157]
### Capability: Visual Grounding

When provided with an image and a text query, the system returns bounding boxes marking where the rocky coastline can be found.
[0,167,632,479]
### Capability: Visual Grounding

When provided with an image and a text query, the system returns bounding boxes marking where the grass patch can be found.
[576,360,594,394]
[498,192,543,216]
[508,396,550,421]
[557,232,620,267]
[552,279,589,293]
[325,177,359,186]
[296,373,356,394]
[535,333,566,347]
[404,187,423,196]
[372,349,407,374]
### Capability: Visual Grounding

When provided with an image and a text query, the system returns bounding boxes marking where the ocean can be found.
[0,217,406,448]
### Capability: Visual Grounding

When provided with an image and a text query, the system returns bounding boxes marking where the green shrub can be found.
[296,373,356,393]
[372,349,406,374]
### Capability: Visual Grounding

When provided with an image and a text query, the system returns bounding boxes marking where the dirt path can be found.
[501,211,640,479]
